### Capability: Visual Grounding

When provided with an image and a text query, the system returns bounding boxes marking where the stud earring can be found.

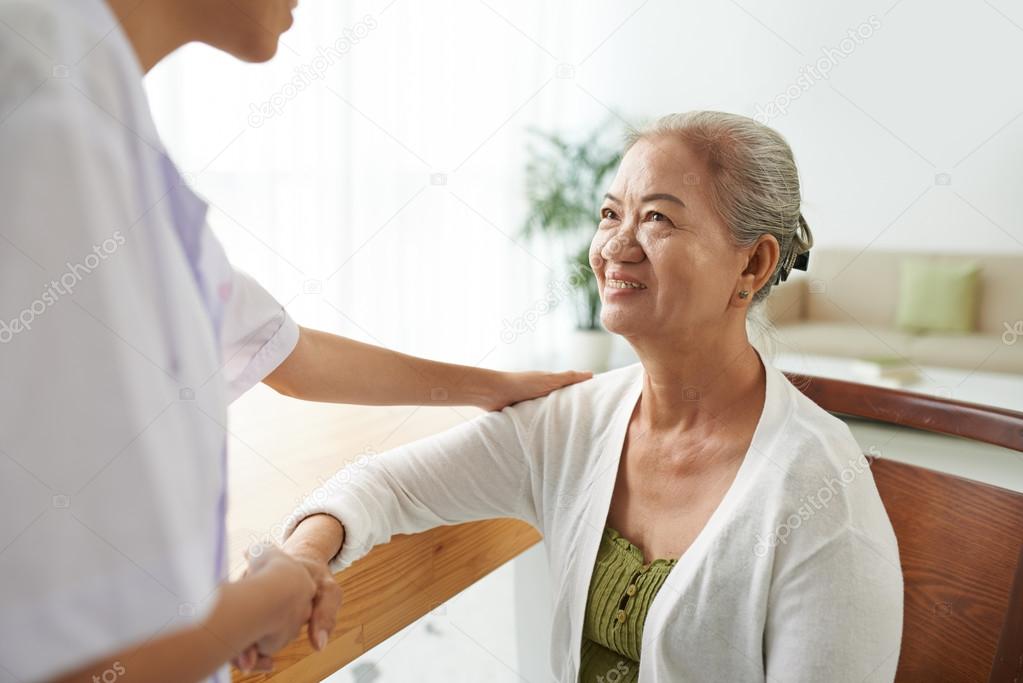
[738,289,750,299]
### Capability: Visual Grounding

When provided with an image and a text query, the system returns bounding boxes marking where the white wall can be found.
[147,0,1023,374]
[556,0,1023,254]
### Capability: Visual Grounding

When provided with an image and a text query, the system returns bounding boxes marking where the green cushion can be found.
[895,259,980,334]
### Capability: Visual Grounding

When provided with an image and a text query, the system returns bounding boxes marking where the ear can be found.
[736,234,780,301]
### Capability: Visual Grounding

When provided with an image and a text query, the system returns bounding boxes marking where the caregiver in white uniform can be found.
[0,1,588,681]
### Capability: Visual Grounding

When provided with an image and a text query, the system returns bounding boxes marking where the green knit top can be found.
[578,527,678,683]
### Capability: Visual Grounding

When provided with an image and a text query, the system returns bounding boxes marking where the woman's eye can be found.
[600,208,617,220]
[645,211,668,222]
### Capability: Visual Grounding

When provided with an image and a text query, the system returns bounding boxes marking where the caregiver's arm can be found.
[50,547,315,683]
[263,326,589,410]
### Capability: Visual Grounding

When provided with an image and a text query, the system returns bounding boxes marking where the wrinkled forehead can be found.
[610,134,710,201]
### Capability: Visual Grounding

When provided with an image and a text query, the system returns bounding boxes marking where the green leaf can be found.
[521,123,623,328]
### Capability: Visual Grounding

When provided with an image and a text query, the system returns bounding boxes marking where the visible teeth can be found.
[607,279,646,289]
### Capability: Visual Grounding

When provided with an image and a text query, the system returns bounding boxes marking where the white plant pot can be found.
[570,328,614,372]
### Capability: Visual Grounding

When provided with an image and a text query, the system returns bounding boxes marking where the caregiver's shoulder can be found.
[0,0,133,130]
[0,0,80,82]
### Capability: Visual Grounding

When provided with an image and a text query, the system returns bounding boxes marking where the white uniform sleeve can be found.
[282,398,545,573]
[218,266,299,403]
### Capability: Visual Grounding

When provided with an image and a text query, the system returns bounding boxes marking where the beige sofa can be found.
[763,249,1023,374]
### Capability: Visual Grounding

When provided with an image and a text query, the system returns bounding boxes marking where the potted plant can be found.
[521,125,621,370]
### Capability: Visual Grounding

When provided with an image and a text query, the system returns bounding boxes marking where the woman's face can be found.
[194,0,298,62]
[591,135,751,341]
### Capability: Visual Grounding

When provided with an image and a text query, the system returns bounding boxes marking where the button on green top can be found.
[579,527,678,683]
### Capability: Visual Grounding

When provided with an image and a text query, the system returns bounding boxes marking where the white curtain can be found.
[145,0,641,370]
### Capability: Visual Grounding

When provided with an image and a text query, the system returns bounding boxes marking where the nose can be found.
[600,220,644,264]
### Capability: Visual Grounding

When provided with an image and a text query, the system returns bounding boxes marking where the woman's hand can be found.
[288,551,343,650]
[479,370,593,411]
[228,545,317,673]
[235,515,346,673]
[284,514,345,649]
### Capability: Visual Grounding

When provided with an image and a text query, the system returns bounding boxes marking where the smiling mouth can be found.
[606,278,647,290]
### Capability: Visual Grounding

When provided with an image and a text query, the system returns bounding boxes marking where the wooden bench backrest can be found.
[786,372,1023,682]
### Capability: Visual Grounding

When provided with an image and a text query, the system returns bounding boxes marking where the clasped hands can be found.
[229,543,340,675]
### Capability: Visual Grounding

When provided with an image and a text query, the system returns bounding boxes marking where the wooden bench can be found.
[234,374,1023,682]
[790,373,1023,682]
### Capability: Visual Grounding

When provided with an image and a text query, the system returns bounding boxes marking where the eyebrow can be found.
[604,192,686,207]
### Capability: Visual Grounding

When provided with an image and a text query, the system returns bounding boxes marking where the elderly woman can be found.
[283,111,904,682]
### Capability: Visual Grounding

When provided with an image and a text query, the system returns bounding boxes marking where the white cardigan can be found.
[285,351,903,682]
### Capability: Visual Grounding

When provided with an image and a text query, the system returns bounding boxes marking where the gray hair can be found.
[624,111,813,305]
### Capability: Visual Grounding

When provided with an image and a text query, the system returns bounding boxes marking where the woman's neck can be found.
[632,334,764,434]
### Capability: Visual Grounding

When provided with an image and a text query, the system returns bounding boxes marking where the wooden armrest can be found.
[233,518,541,682]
